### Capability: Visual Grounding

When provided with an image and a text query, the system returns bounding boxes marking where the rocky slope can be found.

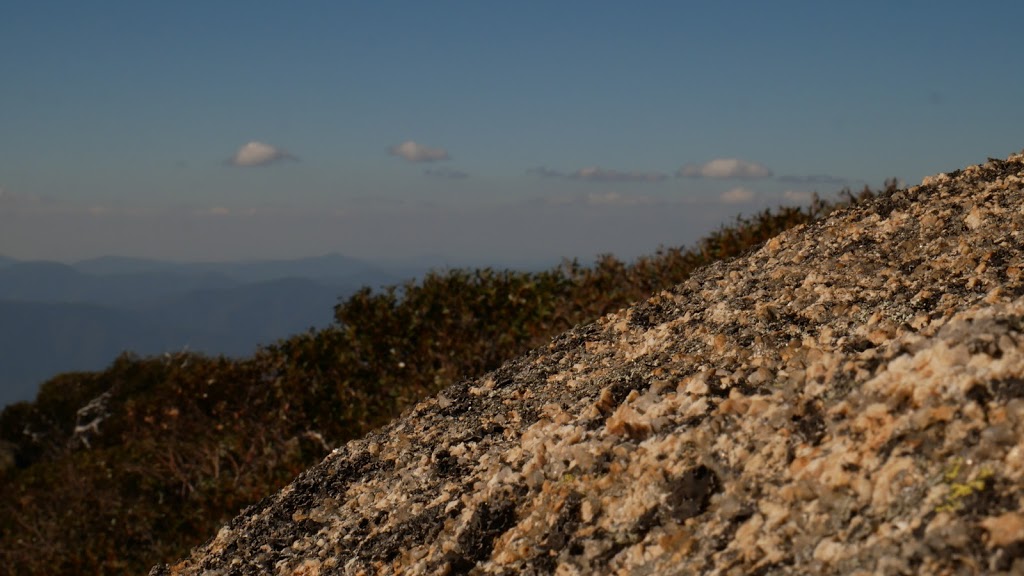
[153,151,1024,575]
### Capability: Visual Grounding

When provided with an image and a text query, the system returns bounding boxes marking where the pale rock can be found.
[153,152,1024,575]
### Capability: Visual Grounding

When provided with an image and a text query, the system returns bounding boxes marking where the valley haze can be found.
[0,253,451,409]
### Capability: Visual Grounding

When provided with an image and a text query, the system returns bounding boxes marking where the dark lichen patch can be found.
[898,257,924,276]
[839,236,878,256]
[736,375,771,396]
[452,498,519,568]
[965,383,993,413]
[966,336,1003,359]
[911,291,942,312]
[1002,281,1024,299]
[491,371,517,390]
[664,465,721,523]
[978,157,1024,182]
[792,401,826,446]
[228,449,380,541]
[590,507,662,568]
[592,533,631,568]
[985,246,1012,270]
[610,374,650,405]
[451,421,507,446]
[870,195,902,219]
[634,505,661,538]
[360,504,447,563]
[877,433,906,462]
[991,376,1024,401]
[709,527,736,553]
[993,540,1024,572]
[432,449,467,479]
[957,476,1017,519]
[746,559,795,576]
[629,298,677,330]
[438,381,477,417]
[705,372,732,399]
[439,553,477,575]
[823,368,859,402]
[993,314,1024,334]
[486,348,548,392]
[253,454,382,551]
[681,414,707,428]
[594,374,651,417]
[842,338,875,354]
[544,492,582,552]
[534,492,584,572]
[858,353,886,376]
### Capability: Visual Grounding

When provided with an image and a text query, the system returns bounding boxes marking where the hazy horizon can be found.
[0,249,573,272]
[3,2,1022,264]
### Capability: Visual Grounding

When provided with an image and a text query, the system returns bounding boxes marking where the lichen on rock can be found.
[153,151,1024,575]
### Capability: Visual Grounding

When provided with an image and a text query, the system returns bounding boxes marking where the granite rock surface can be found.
[153,152,1024,575]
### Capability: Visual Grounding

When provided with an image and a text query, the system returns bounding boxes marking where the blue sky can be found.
[2,1,1022,266]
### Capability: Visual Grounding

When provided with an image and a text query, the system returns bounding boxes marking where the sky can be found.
[2,1,1023,268]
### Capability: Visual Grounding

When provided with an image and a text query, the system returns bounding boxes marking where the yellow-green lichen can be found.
[935,457,993,513]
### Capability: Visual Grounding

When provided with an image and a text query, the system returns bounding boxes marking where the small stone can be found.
[980,512,1024,548]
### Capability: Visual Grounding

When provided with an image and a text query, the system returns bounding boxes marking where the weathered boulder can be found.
[153,152,1024,575]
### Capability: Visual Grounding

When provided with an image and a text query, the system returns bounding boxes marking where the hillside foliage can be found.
[0,183,889,574]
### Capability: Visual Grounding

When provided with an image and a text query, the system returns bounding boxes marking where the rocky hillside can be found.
[153,152,1024,575]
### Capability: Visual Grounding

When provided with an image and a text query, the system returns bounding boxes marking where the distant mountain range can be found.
[0,253,400,304]
[0,253,427,408]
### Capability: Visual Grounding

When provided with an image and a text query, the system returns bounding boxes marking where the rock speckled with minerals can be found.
[153,151,1024,575]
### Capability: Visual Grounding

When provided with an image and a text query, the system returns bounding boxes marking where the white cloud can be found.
[390,140,449,163]
[777,173,848,186]
[782,190,814,203]
[528,166,667,183]
[585,192,659,206]
[228,141,296,167]
[574,167,667,183]
[539,191,674,207]
[678,158,772,179]
[720,187,756,204]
